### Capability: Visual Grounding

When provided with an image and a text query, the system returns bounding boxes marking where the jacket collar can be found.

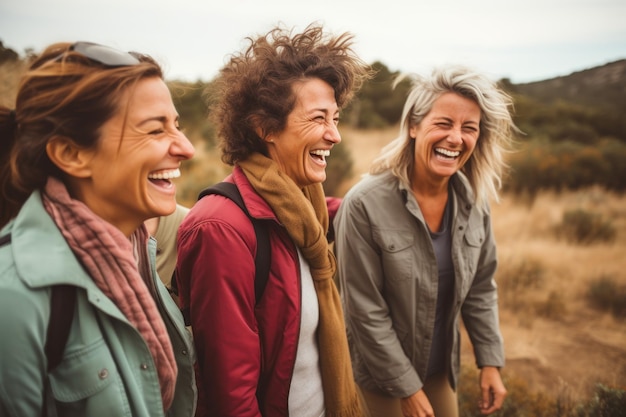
[8,191,164,323]
[9,191,133,321]
[10,191,92,289]
[450,172,474,207]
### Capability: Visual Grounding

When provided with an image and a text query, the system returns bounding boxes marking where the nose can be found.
[447,127,463,145]
[324,122,341,144]
[172,131,195,160]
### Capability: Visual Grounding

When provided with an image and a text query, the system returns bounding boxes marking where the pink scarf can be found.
[41,177,177,410]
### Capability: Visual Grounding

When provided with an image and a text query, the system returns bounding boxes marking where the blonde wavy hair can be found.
[370,65,518,206]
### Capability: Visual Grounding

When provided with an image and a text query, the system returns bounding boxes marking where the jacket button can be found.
[98,369,109,379]
[181,349,188,356]
[140,363,148,370]
[389,244,395,250]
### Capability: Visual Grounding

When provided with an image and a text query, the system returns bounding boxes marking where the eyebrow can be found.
[136,115,178,127]
[308,107,339,116]
[433,116,479,125]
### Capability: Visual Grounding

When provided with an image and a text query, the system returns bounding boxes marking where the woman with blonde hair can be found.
[334,65,517,417]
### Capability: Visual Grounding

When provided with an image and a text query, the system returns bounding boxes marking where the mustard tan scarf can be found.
[239,153,362,417]
[41,177,177,410]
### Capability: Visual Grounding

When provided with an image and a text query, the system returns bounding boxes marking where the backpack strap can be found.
[43,284,77,417]
[179,182,271,326]
[0,234,11,247]
[45,285,77,371]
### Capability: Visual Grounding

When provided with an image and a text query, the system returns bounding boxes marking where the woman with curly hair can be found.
[176,23,372,417]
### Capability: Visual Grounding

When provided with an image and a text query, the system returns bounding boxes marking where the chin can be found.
[308,173,327,185]
[151,202,176,218]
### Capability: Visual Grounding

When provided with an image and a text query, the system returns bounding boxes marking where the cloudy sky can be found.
[2,0,625,84]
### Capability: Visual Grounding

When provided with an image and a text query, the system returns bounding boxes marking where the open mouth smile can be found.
[434,147,461,160]
[310,149,330,164]
[148,168,181,188]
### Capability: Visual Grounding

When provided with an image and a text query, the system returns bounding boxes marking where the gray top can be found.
[426,192,454,377]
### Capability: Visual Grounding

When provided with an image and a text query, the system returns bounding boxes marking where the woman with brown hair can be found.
[0,41,196,417]
[176,23,373,417]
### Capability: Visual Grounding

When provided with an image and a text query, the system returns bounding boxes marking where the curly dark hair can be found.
[209,23,373,165]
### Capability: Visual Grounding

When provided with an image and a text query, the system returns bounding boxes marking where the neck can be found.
[410,176,449,199]
[410,176,450,233]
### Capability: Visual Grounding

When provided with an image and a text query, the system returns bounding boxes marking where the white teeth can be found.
[148,168,181,180]
[310,149,330,157]
[435,148,460,157]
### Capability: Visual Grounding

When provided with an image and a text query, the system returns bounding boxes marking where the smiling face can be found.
[265,78,341,188]
[409,92,481,185]
[72,76,195,235]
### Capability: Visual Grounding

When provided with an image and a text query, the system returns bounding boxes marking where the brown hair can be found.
[0,42,163,227]
[209,23,373,165]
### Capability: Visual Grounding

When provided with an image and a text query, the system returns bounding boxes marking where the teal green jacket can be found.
[0,191,197,417]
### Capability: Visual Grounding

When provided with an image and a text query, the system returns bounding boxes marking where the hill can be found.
[510,59,626,112]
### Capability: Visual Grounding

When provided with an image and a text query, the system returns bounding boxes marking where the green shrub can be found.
[536,291,567,319]
[587,275,626,318]
[499,258,545,296]
[458,366,555,417]
[322,140,353,197]
[458,367,626,417]
[573,384,626,417]
[505,140,626,194]
[556,209,616,244]
[501,258,545,291]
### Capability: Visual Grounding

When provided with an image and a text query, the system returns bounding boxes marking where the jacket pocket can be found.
[463,227,484,247]
[462,226,485,277]
[49,338,131,416]
[372,229,414,282]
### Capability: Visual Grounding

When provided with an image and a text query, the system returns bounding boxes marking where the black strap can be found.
[179,182,270,325]
[43,285,77,417]
[45,285,77,371]
[0,233,11,247]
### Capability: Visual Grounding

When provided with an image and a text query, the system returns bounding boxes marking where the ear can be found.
[254,127,277,144]
[46,136,94,178]
[409,125,418,139]
[250,116,274,144]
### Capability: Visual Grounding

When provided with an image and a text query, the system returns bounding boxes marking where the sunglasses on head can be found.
[55,41,141,67]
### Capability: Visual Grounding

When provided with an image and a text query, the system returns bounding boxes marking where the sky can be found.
[1,0,625,84]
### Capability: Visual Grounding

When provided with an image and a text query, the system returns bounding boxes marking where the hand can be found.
[400,389,434,417]
[478,366,507,414]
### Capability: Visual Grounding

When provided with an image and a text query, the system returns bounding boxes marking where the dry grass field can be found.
[337,126,626,402]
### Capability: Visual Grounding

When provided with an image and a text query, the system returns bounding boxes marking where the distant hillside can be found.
[510,59,626,114]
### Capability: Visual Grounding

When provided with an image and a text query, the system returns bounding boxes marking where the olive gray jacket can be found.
[0,191,196,417]
[334,171,505,398]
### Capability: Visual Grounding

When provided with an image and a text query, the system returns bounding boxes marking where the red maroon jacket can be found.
[176,166,340,417]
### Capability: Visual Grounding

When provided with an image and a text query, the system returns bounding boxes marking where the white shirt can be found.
[288,248,325,417]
